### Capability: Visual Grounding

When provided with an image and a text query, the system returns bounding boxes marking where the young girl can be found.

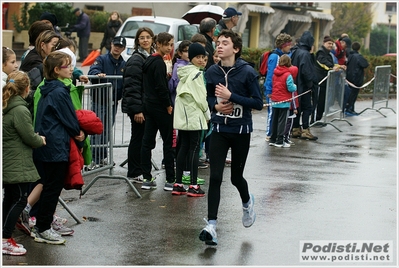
[122,27,155,183]
[31,51,85,244]
[269,54,297,148]
[172,43,210,197]
[212,49,220,65]
[169,40,191,105]
[2,47,19,88]
[3,71,46,255]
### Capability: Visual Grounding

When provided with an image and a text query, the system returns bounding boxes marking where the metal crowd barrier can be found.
[359,65,396,117]
[310,69,352,132]
[84,75,159,170]
[79,82,141,198]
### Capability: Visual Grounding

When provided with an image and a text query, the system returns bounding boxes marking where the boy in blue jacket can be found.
[199,29,263,246]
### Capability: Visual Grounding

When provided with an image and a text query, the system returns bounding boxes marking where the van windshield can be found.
[120,21,170,38]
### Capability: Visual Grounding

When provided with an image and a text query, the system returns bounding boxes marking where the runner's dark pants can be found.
[207,132,251,221]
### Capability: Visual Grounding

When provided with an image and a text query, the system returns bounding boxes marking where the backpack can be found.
[259,50,277,77]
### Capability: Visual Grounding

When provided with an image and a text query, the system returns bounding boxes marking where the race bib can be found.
[216,103,243,118]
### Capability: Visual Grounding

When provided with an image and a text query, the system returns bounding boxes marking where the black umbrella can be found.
[182,4,224,24]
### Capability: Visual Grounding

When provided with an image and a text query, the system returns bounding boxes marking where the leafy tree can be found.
[27,3,75,28]
[331,3,373,42]
[369,25,397,56]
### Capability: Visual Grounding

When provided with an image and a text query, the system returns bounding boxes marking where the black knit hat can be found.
[40,11,58,26]
[188,43,206,61]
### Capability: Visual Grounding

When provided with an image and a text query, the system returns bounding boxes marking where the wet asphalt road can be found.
[2,98,397,267]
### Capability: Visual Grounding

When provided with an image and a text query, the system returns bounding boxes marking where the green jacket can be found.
[173,64,210,131]
[34,78,92,164]
[2,95,44,184]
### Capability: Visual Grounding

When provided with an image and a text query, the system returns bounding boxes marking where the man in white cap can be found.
[214,7,242,36]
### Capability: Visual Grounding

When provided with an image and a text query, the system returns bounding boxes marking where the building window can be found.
[386,2,397,13]
[85,5,104,11]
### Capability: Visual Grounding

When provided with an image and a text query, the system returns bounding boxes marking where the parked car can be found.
[115,16,199,61]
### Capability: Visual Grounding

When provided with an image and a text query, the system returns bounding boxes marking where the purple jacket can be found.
[168,58,189,106]
[73,12,91,38]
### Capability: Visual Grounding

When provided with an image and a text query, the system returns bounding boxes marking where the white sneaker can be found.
[2,238,27,255]
[199,218,218,245]
[51,221,74,236]
[242,194,256,228]
[53,214,68,224]
[282,142,291,148]
[33,227,66,245]
[129,175,144,184]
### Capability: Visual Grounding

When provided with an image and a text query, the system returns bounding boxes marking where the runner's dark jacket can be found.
[205,58,263,134]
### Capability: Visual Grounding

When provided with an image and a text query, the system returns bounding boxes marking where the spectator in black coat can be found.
[345,42,369,115]
[99,11,123,54]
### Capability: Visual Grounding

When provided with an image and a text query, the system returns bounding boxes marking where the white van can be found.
[116,16,199,61]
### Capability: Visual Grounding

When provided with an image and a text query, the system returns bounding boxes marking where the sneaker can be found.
[284,139,295,145]
[199,218,218,245]
[198,160,208,169]
[274,143,283,148]
[164,181,174,191]
[33,227,66,245]
[129,175,144,184]
[99,158,115,167]
[291,127,302,138]
[187,185,205,197]
[242,194,256,228]
[84,161,99,171]
[265,136,271,141]
[29,216,36,228]
[16,210,31,235]
[182,175,205,185]
[141,178,157,190]
[171,183,187,195]
[2,238,27,256]
[282,142,291,148]
[268,142,275,146]
[300,128,318,141]
[51,221,74,236]
[53,214,67,225]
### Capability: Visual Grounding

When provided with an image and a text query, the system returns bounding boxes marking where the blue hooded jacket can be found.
[34,79,81,162]
[205,58,263,134]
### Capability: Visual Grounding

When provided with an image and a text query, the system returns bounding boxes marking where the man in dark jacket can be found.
[345,41,369,115]
[314,35,342,122]
[88,36,126,166]
[140,32,175,191]
[71,8,91,62]
[290,31,318,140]
[199,17,217,69]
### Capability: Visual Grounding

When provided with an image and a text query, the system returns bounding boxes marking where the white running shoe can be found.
[242,194,256,228]
[199,218,218,245]
[2,238,26,255]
